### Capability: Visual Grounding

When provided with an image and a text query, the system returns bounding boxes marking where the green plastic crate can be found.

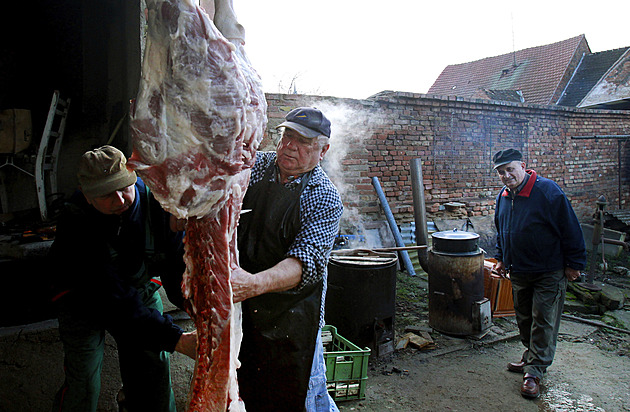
[322,325,371,401]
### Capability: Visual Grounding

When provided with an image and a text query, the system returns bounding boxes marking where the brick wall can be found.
[264,92,630,235]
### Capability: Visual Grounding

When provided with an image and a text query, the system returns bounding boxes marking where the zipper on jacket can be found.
[508,193,514,271]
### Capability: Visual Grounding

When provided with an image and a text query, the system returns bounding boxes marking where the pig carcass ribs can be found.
[129,0,266,410]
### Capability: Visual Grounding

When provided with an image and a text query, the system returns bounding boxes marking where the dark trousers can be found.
[510,269,567,379]
[53,290,176,412]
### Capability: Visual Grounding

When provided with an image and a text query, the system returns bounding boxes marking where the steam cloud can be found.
[314,100,388,249]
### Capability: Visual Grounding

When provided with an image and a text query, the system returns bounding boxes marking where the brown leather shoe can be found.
[521,375,540,399]
[507,361,525,373]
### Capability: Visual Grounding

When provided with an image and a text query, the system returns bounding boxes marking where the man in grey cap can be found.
[231,107,342,411]
[50,145,196,412]
[492,149,586,399]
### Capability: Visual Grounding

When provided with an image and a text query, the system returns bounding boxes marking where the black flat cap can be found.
[276,107,331,138]
[492,149,523,169]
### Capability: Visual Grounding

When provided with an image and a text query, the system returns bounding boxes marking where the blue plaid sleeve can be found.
[286,166,343,290]
[248,151,275,184]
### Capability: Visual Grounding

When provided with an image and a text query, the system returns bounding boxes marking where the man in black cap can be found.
[492,149,586,399]
[50,145,196,412]
[232,107,343,411]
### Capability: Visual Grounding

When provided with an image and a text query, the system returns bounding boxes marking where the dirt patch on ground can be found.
[338,336,629,412]
[329,268,630,412]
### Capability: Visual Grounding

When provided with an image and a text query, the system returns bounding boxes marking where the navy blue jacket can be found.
[494,170,586,273]
[50,178,185,352]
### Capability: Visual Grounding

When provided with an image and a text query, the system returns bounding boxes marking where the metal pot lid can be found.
[432,229,479,241]
[330,249,398,266]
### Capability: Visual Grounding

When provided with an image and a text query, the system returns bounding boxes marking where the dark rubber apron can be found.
[237,164,322,412]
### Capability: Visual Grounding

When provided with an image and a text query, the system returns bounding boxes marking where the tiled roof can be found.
[428,35,587,105]
[471,89,525,103]
[558,47,630,107]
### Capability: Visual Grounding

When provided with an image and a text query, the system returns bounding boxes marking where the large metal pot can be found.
[431,229,479,255]
[427,230,491,336]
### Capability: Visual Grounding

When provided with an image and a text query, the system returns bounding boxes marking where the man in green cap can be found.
[50,145,196,412]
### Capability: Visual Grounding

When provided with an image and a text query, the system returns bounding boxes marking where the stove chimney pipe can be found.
[411,158,429,272]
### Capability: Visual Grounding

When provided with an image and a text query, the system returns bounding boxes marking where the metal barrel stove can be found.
[427,230,492,336]
[325,249,398,357]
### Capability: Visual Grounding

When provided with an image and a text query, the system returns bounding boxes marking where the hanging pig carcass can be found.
[129,0,266,410]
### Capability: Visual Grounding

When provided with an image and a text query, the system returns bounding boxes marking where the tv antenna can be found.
[511,12,517,66]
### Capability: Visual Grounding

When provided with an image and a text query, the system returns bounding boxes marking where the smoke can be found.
[313,100,388,248]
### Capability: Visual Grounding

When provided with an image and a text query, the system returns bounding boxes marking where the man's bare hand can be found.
[493,260,508,279]
[565,267,581,282]
[230,267,258,303]
[174,331,197,359]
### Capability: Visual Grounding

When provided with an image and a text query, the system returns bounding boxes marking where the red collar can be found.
[501,169,537,197]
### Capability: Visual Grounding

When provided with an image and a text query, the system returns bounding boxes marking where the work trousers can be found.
[510,268,567,379]
[54,289,176,412]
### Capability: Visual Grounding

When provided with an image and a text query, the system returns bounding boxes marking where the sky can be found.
[233,0,630,100]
